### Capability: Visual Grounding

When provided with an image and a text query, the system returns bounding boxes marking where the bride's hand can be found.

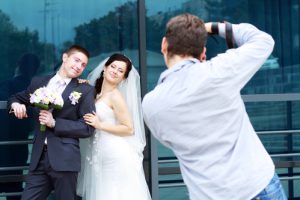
[84,111,101,129]
[78,79,89,84]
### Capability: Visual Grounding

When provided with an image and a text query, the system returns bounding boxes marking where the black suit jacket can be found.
[8,74,95,172]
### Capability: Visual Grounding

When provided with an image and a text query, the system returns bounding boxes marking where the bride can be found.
[77,53,152,200]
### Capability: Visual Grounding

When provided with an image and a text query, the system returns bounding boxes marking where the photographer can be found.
[142,14,286,199]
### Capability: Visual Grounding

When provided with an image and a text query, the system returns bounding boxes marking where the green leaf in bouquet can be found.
[50,104,63,110]
[34,103,49,110]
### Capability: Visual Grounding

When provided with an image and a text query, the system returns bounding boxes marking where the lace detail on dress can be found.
[84,101,115,173]
[77,101,151,200]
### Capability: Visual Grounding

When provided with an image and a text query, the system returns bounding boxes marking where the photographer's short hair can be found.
[165,14,207,58]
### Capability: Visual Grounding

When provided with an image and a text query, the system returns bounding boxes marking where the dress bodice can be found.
[95,101,117,125]
[78,101,152,200]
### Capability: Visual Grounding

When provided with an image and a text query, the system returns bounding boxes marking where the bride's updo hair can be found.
[95,53,132,96]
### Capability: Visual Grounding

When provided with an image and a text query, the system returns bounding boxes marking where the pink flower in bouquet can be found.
[30,87,64,131]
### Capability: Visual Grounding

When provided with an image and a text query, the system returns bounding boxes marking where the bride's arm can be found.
[84,90,134,136]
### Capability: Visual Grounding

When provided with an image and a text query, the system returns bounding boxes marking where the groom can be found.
[8,45,95,200]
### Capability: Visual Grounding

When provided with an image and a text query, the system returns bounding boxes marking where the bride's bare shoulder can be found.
[110,89,126,105]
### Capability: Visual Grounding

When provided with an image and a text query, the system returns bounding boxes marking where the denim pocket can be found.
[252,173,287,200]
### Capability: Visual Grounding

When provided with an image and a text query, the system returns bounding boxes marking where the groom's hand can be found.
[10,102,28,119]
[39,110,56,128]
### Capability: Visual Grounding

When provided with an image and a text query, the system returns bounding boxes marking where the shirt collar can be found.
[158,58,200,84]
[52,73,72,85]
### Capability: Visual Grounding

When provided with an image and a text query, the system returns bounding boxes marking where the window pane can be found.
[0,1,138,198]
[0,0,139,91]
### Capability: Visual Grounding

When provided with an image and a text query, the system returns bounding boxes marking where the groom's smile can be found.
[61,52,88,78]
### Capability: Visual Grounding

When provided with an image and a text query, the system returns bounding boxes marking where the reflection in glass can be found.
[0,1,138,199]
[145,0,300,93]
[0,0,138,80]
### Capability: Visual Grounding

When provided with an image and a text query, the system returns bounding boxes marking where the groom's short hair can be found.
[65,44,90,58]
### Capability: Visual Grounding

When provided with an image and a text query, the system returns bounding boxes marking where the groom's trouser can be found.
[21,147,78,200]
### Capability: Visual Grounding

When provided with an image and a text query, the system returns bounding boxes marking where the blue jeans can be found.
[251,173,287,200]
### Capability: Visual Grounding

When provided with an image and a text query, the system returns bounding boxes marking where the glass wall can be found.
[145,0,300,92]
[1,0,300,199]
[145,0,300,199]
[0,0,139,198]
[0,0,140,80]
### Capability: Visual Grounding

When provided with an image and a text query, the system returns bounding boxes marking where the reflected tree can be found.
[73,2,138,57]
[0,9,57,80]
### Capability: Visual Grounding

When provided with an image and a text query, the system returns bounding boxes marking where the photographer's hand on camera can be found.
[205,21,234,49]
[205,22,219,35]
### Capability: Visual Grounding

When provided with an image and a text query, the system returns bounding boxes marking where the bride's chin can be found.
[106,79,120,86]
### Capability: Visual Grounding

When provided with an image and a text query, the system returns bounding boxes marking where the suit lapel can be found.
[62,78,78,106]
[52,78,78,117]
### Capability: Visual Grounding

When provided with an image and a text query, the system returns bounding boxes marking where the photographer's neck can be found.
[166,55,194,69]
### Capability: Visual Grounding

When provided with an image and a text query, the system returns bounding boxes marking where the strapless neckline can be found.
[96,100,113,111]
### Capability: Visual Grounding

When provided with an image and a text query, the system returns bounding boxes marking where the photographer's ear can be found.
[200,47,207,62]
[161,37,168,55]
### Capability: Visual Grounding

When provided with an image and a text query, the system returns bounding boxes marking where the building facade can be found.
[0,0,299,199]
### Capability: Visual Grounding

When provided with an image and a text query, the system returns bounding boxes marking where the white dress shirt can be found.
[47,74,71,94]
[44,73,71,144]
[142,23,275,200]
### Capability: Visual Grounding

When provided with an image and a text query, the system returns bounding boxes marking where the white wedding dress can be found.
[77,100,152,200]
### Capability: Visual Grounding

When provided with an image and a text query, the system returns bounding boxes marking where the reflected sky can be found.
[0,0,186,47]
[0,0,134,46]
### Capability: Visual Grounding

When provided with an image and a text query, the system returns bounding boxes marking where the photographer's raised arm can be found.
[206,22,275,91]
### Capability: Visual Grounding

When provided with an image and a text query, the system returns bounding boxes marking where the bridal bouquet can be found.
[30,86,64,131]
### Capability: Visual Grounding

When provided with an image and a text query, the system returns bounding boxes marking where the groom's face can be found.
[61,51,88,78]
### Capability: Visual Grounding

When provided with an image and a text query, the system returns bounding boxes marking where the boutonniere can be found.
[69,90,82,105]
